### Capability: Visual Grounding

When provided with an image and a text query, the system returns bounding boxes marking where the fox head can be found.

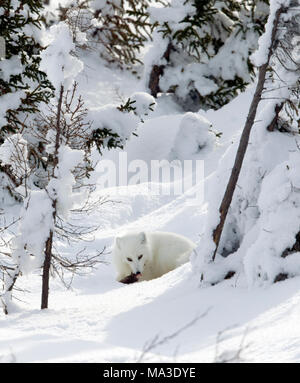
[115,232,151,276]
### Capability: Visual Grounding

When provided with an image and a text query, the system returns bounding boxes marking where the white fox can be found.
[112,231,196,282]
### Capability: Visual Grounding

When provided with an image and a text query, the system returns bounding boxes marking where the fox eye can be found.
[138,254,143,260]
[127,257,132,262]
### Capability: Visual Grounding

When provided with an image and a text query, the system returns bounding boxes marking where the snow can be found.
[91,0,122,16]
[147,0,269,110]
[11,190,54,275]
[252,0,291,66]
[0,134,28,182]
[1,69,299,361]
[243,150,300,286]
[47,145,85,219]
[130,92,156,118]
[40,22,84,92]
[89,104,139,143]
[0,91,26,128]
[1,0,300,364]
[1,262,300,362]
[0,56,23,82]
[170,112,215,161]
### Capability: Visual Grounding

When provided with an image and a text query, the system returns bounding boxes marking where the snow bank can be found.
[244,151,300,285]
[170,112,215,161]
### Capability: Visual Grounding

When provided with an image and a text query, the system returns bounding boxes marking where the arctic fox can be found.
[112,231,196,282]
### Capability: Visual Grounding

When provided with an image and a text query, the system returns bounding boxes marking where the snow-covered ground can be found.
[1,263,300,363]
[1,51,300,364]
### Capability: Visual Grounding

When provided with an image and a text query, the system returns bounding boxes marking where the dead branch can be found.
[137,308,211,363]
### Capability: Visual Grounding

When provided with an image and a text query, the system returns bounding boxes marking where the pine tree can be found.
[148,0,269,111]
[0,0,54,202]
[90,0,153,68]
[0,0,54,137]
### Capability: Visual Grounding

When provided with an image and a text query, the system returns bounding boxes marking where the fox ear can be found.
[139,232,146,244]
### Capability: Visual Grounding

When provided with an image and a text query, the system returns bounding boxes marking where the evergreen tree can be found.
[0,0,54,201]
[0,0,54,137]
[90,0,153,68]
[148,0,269,111]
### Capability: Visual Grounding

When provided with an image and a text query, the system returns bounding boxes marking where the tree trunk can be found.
[2,268,20,314]
[148,43,173,97]
[40,85,63,309]
[211,7,284,262]
[41,231,53,309]
[148,65,164,97]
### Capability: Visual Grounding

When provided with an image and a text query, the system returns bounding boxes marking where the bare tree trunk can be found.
[41,230,53,309]
[211,7,284,262]
[148,43,173,97]
[148,65,164,97]
[41,85,64,309]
